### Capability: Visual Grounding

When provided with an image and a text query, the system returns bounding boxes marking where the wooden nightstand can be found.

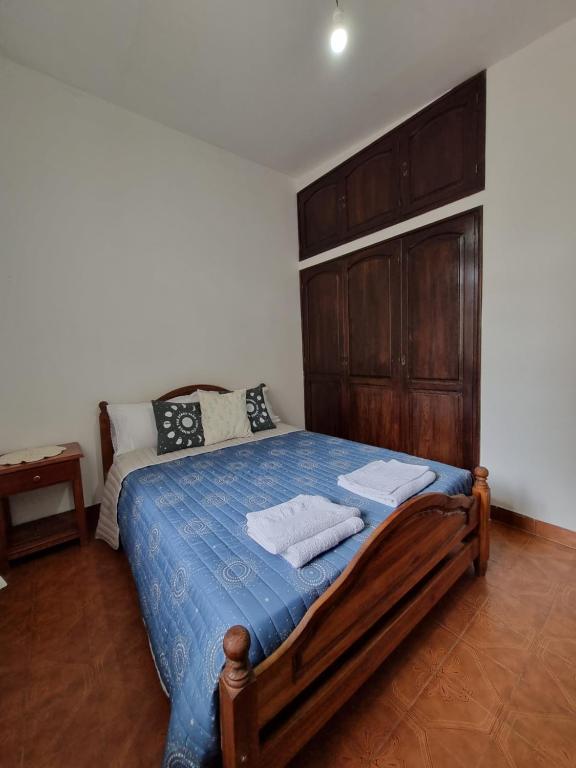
[0,442,87,571]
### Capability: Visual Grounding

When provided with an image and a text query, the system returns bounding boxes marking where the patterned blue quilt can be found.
[117,430,471,767]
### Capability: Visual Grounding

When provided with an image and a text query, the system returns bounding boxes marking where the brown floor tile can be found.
[479,727,545,768]
[409,641,501,734]
[386,620,461,711]
[481,585,551,634]
[522,534,576,563]
[426,727,495,768]
[459,639,523,704]
[537,642,576,710]
[507,649,576,717]
[427,567,489,636]
[290,700,405,768]
[461,607,535,677]
[500,711,576,767]
[485,559,557,612]
[488,524,531,564]
[2,522,576,767]
[540,583,576,639]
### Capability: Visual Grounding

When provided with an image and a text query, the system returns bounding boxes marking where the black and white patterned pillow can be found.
[152,401,205,455]
[245,384,276,433]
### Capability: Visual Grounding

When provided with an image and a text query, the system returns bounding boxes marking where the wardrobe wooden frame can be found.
[301,207,482,471]
[99,385,490,768]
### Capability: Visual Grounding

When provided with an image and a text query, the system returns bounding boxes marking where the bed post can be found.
[220,626,259,768]
[472,466,490,576]
[99,401,114,479]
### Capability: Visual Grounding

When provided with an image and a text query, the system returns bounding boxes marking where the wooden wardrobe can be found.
[300,209,481,470]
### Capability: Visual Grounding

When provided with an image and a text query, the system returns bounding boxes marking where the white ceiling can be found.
[1,0,576,176]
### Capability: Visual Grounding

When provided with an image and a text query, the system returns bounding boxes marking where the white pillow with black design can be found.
[152,401,205,455]
[246,384,276,433]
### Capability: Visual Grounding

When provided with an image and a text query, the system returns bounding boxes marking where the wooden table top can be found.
[0,442,83,476]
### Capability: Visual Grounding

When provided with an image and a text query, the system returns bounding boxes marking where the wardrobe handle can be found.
[401,161,409,178]
[401,355,406,366]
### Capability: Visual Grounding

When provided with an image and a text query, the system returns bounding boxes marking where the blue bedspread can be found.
[117,430,471,767]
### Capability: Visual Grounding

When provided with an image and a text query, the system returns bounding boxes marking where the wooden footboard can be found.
[219,467,490,768]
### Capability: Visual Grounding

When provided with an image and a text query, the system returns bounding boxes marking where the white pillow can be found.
[262,386,281,424]
[108,393,198,455]
[199,389,252,446]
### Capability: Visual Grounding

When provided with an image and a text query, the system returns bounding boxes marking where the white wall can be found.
[0,57,304,525]
[482,18,576,530]
[297,18,576,531]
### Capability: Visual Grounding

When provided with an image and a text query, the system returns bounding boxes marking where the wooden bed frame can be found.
[99,384,490,768]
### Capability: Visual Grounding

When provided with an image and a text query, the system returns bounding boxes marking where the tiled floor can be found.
[1,522,576,767]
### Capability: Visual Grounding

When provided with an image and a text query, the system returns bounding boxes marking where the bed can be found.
[96,384,490,768]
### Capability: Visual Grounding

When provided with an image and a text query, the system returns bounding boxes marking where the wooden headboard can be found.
[98,384,230,479]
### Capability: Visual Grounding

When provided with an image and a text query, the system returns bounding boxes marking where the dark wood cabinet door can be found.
[404,232,463,386]
[342,133,401,240]
[304,377,343,437]
[401,211,480,468]
[297,173,343,257]
[401,74,485,217]
[298,73,485,260]
[301,262,346,437]
[301,263,344,376]
[344,242,402,448]
[406,391,464,466]
[348,384,402,450]
[346,246,400,379]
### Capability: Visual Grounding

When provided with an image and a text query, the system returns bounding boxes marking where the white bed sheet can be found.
[95,422,301,549]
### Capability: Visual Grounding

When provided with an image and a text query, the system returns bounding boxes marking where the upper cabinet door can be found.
[401,74,485,216]
[301,263,344,376]
[297,72,485,261]
[342,133,402,240]
[297,173,343,258]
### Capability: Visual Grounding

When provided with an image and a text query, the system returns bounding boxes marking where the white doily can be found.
[0,445,66,466]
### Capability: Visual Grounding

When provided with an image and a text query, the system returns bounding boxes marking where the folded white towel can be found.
[338,460,436,508]
[338,471,436,507]
[340,459,430,493]
[282,516,365,568]
[247,494,361,555]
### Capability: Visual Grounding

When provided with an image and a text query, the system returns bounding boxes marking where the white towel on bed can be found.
[338,459,436,508]
[246,495,361,555]
[281,515,365,568]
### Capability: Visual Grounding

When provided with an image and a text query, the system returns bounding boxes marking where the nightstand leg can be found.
[0,497,10,572]
[72,466,88,546]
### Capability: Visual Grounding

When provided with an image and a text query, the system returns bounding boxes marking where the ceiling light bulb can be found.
[330,8,348,54]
